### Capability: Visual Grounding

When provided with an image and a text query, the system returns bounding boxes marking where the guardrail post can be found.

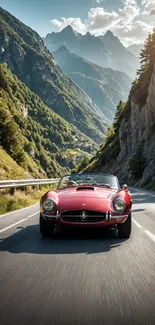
[25,186,28,194]
[10,188,15,196]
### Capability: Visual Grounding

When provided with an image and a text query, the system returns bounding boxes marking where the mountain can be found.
[0,63,96,178]
[0,7,109,143]
[44,26,81,52]
[44,26,139,79]
[127,44,143,58]
[85,31,155,190]
[53,45,132,121]
[44,27,109,68]
[99,31,140,78]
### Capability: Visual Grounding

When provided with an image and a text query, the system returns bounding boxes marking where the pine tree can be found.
[0,64,9,91]
[150,28,155,64]
[113,100,125,132]
[137,33,153,76]
[77,156,90,172]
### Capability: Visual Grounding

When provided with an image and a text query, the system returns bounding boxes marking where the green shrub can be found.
[77,156,90,172]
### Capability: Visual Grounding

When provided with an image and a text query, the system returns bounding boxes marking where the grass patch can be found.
[0,183,58,215]
[0,146,28,179]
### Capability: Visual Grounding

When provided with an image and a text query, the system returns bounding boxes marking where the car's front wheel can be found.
[118,213,132,239]
[40,213,55,237]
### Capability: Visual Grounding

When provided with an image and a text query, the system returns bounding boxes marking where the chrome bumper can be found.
[42,211,128,221]
[42,211,60,219]
[105,211,128,221]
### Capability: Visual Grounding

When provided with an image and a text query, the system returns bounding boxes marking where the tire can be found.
[118,213,132,239]
[40,213,55,237]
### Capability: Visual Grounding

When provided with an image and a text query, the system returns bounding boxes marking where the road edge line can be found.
[132,218,142,229]
[0,212,39,234]
[0,202,39,218]
[144,230,155,242]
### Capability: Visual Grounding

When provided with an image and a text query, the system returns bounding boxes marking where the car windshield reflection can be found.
[57,173,120,190]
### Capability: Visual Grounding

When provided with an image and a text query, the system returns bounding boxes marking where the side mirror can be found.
[122,184,128,190]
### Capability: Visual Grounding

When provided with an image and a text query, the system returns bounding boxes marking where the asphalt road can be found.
[0,187,155,325]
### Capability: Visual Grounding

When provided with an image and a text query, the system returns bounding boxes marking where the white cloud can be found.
[50,0,154,46]
[142,0,155,12]
[92,0,105,3]
[51,17,87,34]
[119,0,140,23]
[87,8,121,32]
[113,20,153,45]
[139,0,155,26]
[51,8,121,35]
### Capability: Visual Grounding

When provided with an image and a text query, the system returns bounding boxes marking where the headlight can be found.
[43,198,56,212]
[113,198,126,213]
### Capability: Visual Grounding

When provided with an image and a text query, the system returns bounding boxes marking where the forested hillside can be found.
[0,63,96,178]
[0,7,109,143]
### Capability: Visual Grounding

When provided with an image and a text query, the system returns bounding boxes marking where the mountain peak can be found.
[63,25,73,30]
[101,30,124,49]
[104,30,115,38]
[61,25,75,34]
[86,31,91,36]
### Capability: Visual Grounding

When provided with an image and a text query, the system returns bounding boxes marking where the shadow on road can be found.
[0,225,127,255]
[132,209,145,212]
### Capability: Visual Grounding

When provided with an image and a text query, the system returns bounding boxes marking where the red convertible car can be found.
[40,173,132,238]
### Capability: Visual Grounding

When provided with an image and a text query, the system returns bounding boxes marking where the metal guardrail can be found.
[0,178,60,189]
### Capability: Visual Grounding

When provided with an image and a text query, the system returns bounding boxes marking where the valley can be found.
[0,6,154,188]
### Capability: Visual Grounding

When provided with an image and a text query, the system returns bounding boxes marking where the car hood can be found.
[53,187,118,212]
[59,187,116,199]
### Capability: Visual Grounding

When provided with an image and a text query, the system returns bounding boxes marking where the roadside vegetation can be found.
[0,184,58,215]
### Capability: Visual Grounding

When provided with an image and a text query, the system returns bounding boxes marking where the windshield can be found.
[57,173,120,190]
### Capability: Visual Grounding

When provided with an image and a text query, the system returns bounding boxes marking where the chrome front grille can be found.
[60,210,105,223]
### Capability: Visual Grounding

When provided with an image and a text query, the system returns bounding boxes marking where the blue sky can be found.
[1,0,155,45]
[0,0,123,36]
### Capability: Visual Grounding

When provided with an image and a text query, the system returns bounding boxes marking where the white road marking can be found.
[0,202,39,218]
[133,218,155,243]
[0,212,39,234]
[131,188,155,242]
[144,230,155,242]
[132,218,142,229]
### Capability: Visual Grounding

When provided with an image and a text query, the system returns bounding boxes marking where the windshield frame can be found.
[57,173,120,190]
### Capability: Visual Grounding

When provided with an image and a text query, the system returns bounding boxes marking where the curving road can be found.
[0,188,155,325]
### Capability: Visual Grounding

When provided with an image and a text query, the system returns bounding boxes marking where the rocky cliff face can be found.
[87,62,155,189]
